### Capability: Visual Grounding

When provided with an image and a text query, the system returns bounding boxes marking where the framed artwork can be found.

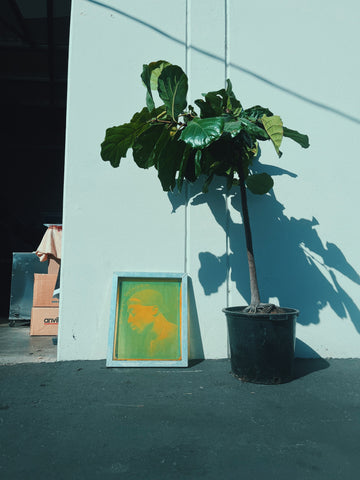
[107,272,188,367]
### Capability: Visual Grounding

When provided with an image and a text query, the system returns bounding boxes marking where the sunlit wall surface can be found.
[59,0,360,360]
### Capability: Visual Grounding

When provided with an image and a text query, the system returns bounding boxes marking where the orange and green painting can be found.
[113,279,182,361]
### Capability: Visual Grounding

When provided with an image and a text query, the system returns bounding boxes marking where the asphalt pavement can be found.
[1,358,360,479]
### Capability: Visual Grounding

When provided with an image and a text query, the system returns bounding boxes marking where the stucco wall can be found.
[58,0,360,360]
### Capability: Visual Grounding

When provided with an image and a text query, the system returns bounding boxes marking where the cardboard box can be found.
[48,256,60,275]
[30,307,59,336]
[33,274,59,307]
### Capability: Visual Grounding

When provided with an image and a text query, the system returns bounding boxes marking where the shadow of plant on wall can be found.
[169,170,360,334]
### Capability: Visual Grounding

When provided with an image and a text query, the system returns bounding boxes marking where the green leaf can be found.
[101,125,135,167]
[194,98,219,118]
[141,61,171,112]
[180,117,224,149]
[132,125,165,168]
[261,115,283,156]
[233,106,242,117]
[225,79,242,112]
[243,105,273,120]
[133,126,185,190]
[202,174,214,193]
[101,110,152,167]
[183,150,197,183]
[200,82,242,114]
[202,137,238,175]
[157,132,186,191]
[203,92,224,115]
[224,118,269,140]
[130,106,165,124]
[157,65,188,120]
[177,144,192,191]
[141,64,155,112]
[194,150,202,177]
[246,173,274,195]
[195,81,241,117]
[149,60,171,90]
[283,127,309,148]
[223,120,243,137]
[200,148,217,173]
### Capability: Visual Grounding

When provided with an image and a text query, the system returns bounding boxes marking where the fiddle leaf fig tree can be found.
[101,60,309,313]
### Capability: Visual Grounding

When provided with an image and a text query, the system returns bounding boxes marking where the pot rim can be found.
[222,305,299,320]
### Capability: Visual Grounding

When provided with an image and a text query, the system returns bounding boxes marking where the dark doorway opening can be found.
[0,0,71,316]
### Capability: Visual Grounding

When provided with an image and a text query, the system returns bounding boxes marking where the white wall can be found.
[59,0,360,360]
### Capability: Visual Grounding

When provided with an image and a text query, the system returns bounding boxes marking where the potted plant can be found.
[101,60,309,383]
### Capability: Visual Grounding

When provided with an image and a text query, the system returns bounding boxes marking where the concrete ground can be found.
[0,318,57,365]
[1,319,360,479]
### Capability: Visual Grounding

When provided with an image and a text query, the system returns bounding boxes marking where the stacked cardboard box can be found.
[30,258,60,336]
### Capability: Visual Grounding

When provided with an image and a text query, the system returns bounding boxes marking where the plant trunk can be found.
[238,163,261,307]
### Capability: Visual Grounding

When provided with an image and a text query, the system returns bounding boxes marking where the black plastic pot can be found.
[223,306,298,384]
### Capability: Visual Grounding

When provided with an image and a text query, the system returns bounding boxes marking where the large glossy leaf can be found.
[200,82,242,115]
[225,79,242,112]
[203,92,224,115]
[177,143,195,192]
[157,133,186,191]
[246,173,274,195]
[101,124,136,167]
[223,120,242,138]
[194,98,219,118]
[202,173,215,193]
[224,118,269,140]
[149,60,171,89]
[101,108,153,167]
[200,148,217,173]
[133,125,185,190]
[261,115,283,157]
[132,125,165,168]
[176,144,192,191]
[283,127,309,148]
[152,129,173,169]
[157,65,188,120]
[243,105,273,120]
[180,117,224,149]
[194,150,202,177]
[141,61,171,112]
[141,64,155,112]
[204,137,237,174]
[182,149,197,183]
[130,105,165,124]
[195,81,241,117]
